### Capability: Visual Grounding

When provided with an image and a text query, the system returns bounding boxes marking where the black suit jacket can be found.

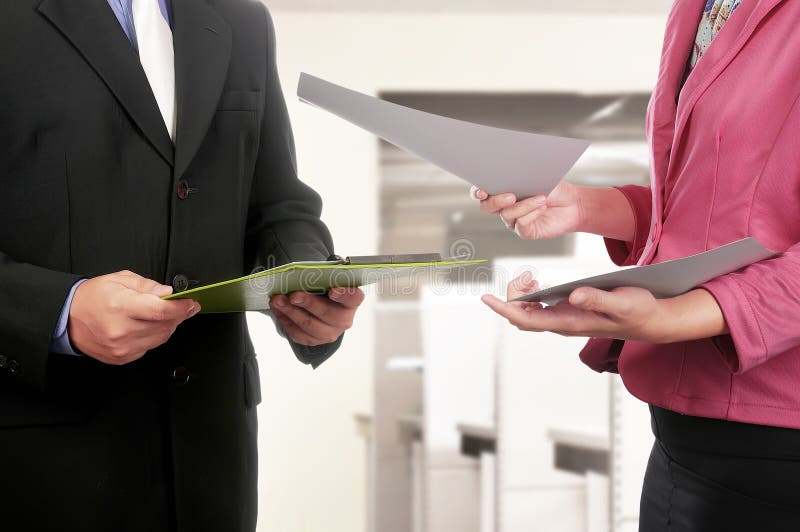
[0,1,341,530]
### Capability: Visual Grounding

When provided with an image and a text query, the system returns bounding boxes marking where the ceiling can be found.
[264,0,673,15]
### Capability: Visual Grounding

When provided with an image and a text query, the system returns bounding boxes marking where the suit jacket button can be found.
[172,366,191,385]
[177,180,197,200]
[8,359,20,376]
[172,274,190,293]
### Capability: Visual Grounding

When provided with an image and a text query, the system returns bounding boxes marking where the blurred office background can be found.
[248,1,673,531]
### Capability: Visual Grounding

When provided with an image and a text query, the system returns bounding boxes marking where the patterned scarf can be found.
[689,0,744,70]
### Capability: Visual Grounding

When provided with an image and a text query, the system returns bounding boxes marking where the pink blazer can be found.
[580,0,800,428]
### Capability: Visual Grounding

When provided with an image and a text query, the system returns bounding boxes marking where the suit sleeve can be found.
[700,241,800,374]
[0,252,82,389]
[603,185,653,266]
[244,6,342,368]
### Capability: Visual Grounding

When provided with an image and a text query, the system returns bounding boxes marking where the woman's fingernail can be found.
[502,195,516,205]
[275,296,287,308]
[572,292,586,304]
[290,293,304,305]
[478,190,488,200]
[522,271,533,283]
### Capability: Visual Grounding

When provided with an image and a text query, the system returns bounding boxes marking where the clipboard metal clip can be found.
[334,253,444,265]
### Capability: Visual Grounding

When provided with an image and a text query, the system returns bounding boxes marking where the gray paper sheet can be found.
[514,238,778,305]
[297,73,590,199]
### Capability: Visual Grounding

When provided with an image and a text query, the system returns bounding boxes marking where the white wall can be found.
[253,9,668,532]
[266,0,673,15]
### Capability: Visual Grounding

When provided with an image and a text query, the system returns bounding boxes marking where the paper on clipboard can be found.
[513,238,778,306]
[297,73,590,199]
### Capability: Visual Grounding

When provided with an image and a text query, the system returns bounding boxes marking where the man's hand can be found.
[269,287,365,347]
[481,272,728,343]
[68,271,201,365]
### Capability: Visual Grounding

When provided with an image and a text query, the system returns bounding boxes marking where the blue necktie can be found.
[111,0,139,51]
[108,0,172,50]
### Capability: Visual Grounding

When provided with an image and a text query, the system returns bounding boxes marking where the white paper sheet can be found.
[513,238,778,305]
[297,73,590,199]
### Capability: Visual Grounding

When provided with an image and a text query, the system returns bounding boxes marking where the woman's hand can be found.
[471,181,583,240]
[481,273,729,343]
[470,182,636,242]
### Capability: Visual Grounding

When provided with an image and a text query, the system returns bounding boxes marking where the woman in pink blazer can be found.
[476,0,800,529]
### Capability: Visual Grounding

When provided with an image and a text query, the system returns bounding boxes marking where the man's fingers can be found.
[126,293,200,322]
[115,270,172,295]
[149,284,174,297]
[284,292,352,328]
[328,287,365,309]
[271,308,326,346]
[507,272,540,300]
[270,296,341,343]
[269,289,361,345]
[479,193,517,214]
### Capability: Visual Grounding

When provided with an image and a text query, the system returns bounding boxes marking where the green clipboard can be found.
[164,254,487,313]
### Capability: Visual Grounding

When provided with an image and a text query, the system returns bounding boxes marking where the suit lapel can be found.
[37,0,174,167]
[171,0,232,180]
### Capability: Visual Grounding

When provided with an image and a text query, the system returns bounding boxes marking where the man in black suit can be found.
[0,1,364,530]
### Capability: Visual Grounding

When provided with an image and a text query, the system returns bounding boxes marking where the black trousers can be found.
[639,406,800,532]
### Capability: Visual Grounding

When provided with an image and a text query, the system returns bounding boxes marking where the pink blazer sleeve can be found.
[603,185,653,266]
[701,242,800,374]
[580,185,653,373]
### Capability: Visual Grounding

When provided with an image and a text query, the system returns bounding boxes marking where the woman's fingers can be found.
[469,186,489,201]
[481,295,552,332]
[498,196,547,227]
[480,193,517,214]
[482,294,611,336]
[569,287,633,318]
[513,206,549,238]
[469,186,490,201]
[507,272,540,300]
